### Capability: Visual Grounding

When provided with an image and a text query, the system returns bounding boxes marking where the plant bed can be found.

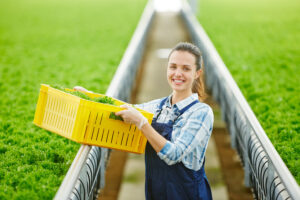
[0,0,147,199]
[198,0,300,183]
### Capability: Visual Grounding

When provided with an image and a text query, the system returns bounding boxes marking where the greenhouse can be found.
[0,0,299,199]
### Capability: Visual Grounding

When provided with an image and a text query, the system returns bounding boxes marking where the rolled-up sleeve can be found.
[157,106,214,167]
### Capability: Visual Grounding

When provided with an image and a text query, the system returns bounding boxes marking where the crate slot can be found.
[110,131,114,144]
[84,125,89,140]
[91,127,95,140]
[129,124,132,131]
[119,132,124,146]
[84,112,91,139]
[95,128,100,141]
[99,113,103,126]
[101,128,106,142]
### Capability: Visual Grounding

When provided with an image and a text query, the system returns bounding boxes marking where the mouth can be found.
[172,79,185,85]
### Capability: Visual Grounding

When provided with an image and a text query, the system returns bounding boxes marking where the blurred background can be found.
[0,0,299,199]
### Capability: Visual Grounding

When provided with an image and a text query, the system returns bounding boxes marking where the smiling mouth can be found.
[172,79,185,84]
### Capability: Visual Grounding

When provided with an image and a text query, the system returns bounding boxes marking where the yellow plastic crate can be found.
[33,84,153,154]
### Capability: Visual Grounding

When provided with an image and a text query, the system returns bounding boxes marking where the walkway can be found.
[99,10,252,200]
[118,12,228,200]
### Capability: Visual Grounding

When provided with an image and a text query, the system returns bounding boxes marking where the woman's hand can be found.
[117,105,167,152]
[73,86,93,93]
[115,105,148,129]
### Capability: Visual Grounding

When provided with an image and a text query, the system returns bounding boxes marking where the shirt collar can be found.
[166,93,199,110]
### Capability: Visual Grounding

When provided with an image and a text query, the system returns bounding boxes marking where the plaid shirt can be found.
[136,93,214,171]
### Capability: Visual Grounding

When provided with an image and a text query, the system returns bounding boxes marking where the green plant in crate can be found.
[53,85,123,121]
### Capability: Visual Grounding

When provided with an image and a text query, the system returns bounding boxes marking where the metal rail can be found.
[181,1,300,200]
[54,1,155,199]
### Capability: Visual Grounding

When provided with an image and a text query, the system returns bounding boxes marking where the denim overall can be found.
[145,97,212,200]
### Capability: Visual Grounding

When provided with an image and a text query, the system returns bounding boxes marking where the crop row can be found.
[0,0,146,199]
[198,0,300,183]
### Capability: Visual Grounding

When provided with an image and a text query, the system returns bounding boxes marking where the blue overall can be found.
[145,97,212,200]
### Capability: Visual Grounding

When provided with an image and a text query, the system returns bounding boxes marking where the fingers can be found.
[120,104,131,109]
[74,86,87,92]
[115,105,129,116]
[122,117,132,124]
[115,110,126,116]
[115,105,135,124]
[115,110,132,124]
[74,86,92,93]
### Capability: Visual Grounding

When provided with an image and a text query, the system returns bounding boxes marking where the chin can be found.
[172,87,186,93]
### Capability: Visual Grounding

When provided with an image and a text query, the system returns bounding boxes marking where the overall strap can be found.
[178,99,199,115]
[153,97,168,120]
[154,98,199,121]
[158,97,168,109]
[173,100,199,122]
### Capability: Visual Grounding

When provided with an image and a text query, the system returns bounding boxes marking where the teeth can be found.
[174,79,183,83]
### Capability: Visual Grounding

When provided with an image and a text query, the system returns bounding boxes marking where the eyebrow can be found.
[169,63,192,67]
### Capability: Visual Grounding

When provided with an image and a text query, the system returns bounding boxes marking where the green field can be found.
[198,0,300,183]
[0,0,146,199]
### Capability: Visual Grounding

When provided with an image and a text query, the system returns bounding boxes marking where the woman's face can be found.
[167,50,200,94]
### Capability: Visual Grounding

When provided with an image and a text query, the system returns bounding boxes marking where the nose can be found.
[174,68,182,77]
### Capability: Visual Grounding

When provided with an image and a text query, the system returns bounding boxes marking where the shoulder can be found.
[173,102,214,136]
[182,102,214,123]
[195,102,213,117]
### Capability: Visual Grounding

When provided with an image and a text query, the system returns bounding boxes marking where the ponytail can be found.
[192,65,207,101]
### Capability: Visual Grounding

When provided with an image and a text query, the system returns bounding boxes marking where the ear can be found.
[195,69,202,79]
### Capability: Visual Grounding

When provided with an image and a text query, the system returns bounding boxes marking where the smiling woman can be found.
[116,42,214,200]
[0,0,147,199]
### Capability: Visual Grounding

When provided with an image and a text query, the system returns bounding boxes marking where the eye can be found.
[183,66,190,71]
[169,65,176,69]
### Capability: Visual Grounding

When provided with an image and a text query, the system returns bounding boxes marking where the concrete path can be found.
[118,12,228,200]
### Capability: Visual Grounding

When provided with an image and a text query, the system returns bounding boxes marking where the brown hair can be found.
[169,42,206,101]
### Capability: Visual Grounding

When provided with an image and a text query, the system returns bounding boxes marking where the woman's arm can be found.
[140,123,167,152]
[116,104,214,166]
[157,106,214,165]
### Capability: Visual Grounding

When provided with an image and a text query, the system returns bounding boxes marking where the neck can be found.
[171,90,192,105]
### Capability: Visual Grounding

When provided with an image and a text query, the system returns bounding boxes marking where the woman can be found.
[115,42,213,200]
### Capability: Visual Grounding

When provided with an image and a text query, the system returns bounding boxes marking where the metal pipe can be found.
[55,145,91,200]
